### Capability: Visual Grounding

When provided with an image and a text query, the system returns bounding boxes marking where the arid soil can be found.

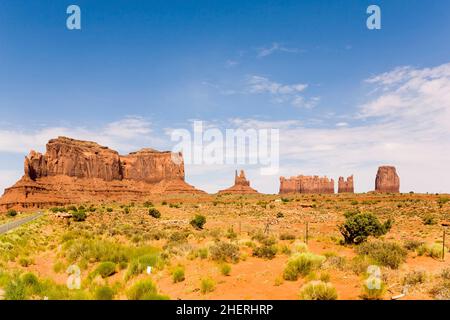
[0,193,449,300]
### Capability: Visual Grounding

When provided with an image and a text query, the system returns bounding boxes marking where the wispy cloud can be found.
[246,75,318,108]
[257,42,301,58]
[0,116,164,155]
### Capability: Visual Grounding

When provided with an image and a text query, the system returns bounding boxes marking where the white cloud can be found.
[246,75,317,108]
[257,42,300,58]
[0,116,164,155]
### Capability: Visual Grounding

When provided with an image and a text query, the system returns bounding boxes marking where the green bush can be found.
[209,242,240,263]
[220,263,231,276]
[280,233,295,240]
[95,286,115,300]
[143,201,154,208]
[356,241,407,269]
[403,270,427,286]
[190,214,206,229]
[171,266,185,283]
[283,253,326,281]
[417,243,447,259]
[127,280,169,300]
[299,281,337,300]
[149,208,161,219]
[253,244,278,259]
[95,261,116,278]
[6,209,17,217]
[361,278,386,300]
[106,207,113,213]
[200,277,216,294]
[422,214,437,225]
[339,212,392,244]
[71,210,87,222]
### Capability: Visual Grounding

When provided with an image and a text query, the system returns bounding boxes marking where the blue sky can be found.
[0,0,449,194]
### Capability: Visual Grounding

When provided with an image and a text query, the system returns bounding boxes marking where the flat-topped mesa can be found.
[218,170,259,194]
[1,136,204,210]
[279,175,335,194]
[375,166,400,193]
[338,175,354,193]
[25,137,122,181]
[120,148,184,183]
[23,137,184,183]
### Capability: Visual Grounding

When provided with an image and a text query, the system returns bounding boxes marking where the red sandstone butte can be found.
[0,136,205,210]
[218,170,259,194]
[338,175,354,193]
[279,175,334,194]
[375,165,400,193]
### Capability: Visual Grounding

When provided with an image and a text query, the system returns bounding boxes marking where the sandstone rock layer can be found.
[279,175,334,194]
[338,175,354,193]
[218,170,259,194]
[375,166,400,193]
[1,137,204,210]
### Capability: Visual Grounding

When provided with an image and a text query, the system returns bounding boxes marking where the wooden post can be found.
[305,222,309,245]
[443,229,446,261]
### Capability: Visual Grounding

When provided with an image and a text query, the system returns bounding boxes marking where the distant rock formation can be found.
[0,137,205,210]
[279,175,334,194]
[338,175,354,193]
[218,170,259,194]
[375,166,400,193]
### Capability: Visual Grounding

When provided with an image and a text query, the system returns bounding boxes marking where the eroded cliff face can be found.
[121,149,184,183]
[218,170,259,194]
[1,136,204,210]
[375,166,400,193]
[25,137,122,181]
[338,175,354,193]
[279,175,334,194]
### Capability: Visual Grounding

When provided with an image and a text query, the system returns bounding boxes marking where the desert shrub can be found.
[225,227,237,240]
[403,239,424,251]
[422,214,437,225]
[361,279,386,300]
[356,241,407,269]
[437,197,450,208]
[53,261,65,273]
[18,257,33,267]
[143,201,154,208]
[148,208,161,219]
[280,233,295,240]
[430,281,450,300]
[403,270,427,286]
[72,210,87,222]
[220,263,231,276]
[350,200,359,205]
[190,214,206,230]
[292,241,308,253]
[200,277,216,294]
[339,212,392,244]
[441,268,450,280]
[283,253,326,281]
[253,244,278,259]
[95,261,116,278]
[5,273,42,300]
[417,243,447,259]
[6,209,17,217]
[209,242,240,263]
[299,281,337,300]
[127,279,169,300]
[123,207,130,214]
[276,212,284,218]
[171,265,185,283]
[95,286,114,300]
[106,207,113,213]
[67,205,78,212]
